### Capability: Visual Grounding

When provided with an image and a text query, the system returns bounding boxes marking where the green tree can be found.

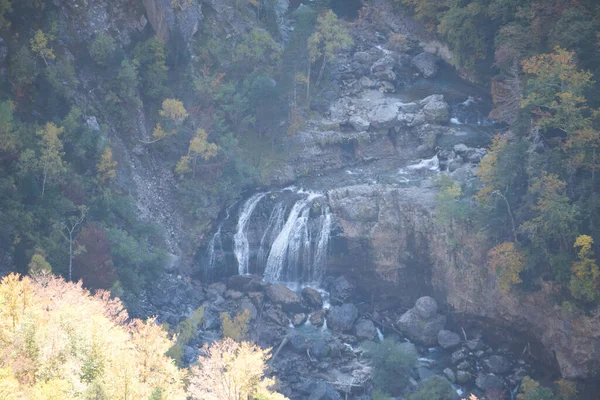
[0,0,12,30]
[38,122,66,197]
[134,37,169,100]
[362,339,417,395]
[307,10,353,93]
[569,235,600,302]
[0,101,18,156]
[233,28,281,73]
[28,251,52,276]
[517,377,559,400]
[89,32,116,66]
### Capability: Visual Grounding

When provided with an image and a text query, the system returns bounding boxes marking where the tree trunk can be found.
[68,233,73,281]
[306,61,311,101]
[41,170,47,198]
[316,58,327,87]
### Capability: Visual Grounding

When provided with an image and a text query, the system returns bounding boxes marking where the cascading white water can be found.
[311,207,331,284]
[234,192,267,275]
[264,193,320,282]
[256,202,286,272]
[206,203,234,276]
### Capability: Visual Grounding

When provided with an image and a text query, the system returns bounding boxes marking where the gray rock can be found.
[329,276,354,304]
[398,342,419,359]
[354,319,377,340]
[412,52,440,78]
[349,115,370,131]
[371,55,396,74]
[443,368,456,383]
[420,95,449,124]
[240,299,258,320]
[450,166,474,183]
[368,103,400,129]
[265,284,305,313]
[225,289,243,300]
[475,374,505,392]
[265,307,289,327]
[457,360,472,370]
[292,313,308,327]
[399,102,421,113]
[353,51,371,64]
[248,291,264,309]
[308,382,342,400]
[163,253,180,272]
[466,339,485,351]
[208,282,227,296]
[310,310,326,327]
[447,159,463,172]
[184,345,197,364]
[485,355,511,374]
[438,330,461,349]
[328,303,359,333]
[396,308,446,345]
[451,348,468,364]
[302,287,324,310]
[359,76,378,89]
[468,152,484,163]
[454,143,470,154]
[227,275,254,291]
[85,116,101,132]
[415,296,438,319]
[379,81,395,92]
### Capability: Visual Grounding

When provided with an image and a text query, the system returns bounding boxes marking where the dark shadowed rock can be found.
[438,330,461,349]
[225,289,243,300]
[240,298,257,320]
[451,348,468,364]
[355,319,377,340]
[227,275,254,291]
[302,287,324,310]
[265,284,305,313]
[308,382,342,400]
[265,306,289,327]
[248,291,264,310]
[329,276,354,305]
[310,310,326,327]
[475,374,505,392]
[328,303,359,333]
[412,52,440,78]
[485,355,511,374]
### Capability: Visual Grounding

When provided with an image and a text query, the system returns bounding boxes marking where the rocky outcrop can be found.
[141,0,202,43]
[328,303,359,333]
[265,284,306,313]
[396,297,446,345]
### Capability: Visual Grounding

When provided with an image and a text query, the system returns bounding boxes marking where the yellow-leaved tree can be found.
[488,242,526,292]
[175,128,219,177]
[569,235,600,302]
[143,99,189,144]
[188,338,288,400]
[97,146,118,185]
[0,273,185,399]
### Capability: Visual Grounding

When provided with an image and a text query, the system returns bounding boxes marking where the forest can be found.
[0,0,599,399]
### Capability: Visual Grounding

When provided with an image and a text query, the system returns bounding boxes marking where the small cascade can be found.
[376,327,384,342]
[405,155,440,172]
[205,204,234,280]
[256,202,286,270]
[234,192,268,275]
[312,208,332,284]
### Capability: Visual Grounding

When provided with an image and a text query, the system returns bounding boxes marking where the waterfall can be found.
[263,193,320,282]
[207,188,332,285]
[234,192,267,275]
[256,202,286,272]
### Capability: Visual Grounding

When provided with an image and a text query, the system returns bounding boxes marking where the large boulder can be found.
[265,284,305,313]
[485,355,511,374]
[415,296,438,319]
[438,330,461,349]
[354,319,377,340]
[328,303,359,333]
[419,95,449,124]
[371,55,397,82]
[265,306,289,327]
[292,313,308,327]
[411,52,440,78]
[368,103,401,129]
[310,310,326,327]
[475,374,505,392]
[302,287,324,310]
[240,298,258,320]
[396,297,446,345]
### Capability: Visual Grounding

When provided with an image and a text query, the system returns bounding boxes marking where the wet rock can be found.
[419,95,449,124]
[328,303,359,333]
[302,287,324,310]
[415,296,438,319]
[292,313,308,327]
[438,330,461,349]
[451,348,468,364]
[354,319,377,340]
[485,355,511,374]
[225,289,243,300]
[412,52,440,78]
[475,374,505,392]
[456,370,471,384]
[329,276,354,305]
[265,307,289,327]
[240,299,257,320]
[454,143,470,154]
[310,310,326,327]
[265,284,305,313]
[443,368,456,383]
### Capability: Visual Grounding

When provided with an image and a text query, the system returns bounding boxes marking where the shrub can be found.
[89,32,116,66]
[221,309,251,341]
[409,376,455,400]
[362,339,417,395]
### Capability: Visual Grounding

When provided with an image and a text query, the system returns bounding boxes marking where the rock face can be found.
[328,303,359,333]
[397,297,446,345]
[141,0,202,43]
[412,52,440,78]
